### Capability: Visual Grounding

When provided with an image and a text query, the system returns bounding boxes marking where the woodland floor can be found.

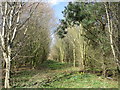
[11,60,118,88]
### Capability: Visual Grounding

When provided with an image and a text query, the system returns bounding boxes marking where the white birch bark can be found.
[79,24,85,70]
[0,2,10,88]
[104,3,120,72]
[72,39,76,67]
[0,2,38,88]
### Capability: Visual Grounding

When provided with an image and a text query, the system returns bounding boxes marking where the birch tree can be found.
[0,2,38,88]
[104,2,120,75]
[65,24,85,68]
[11,2,55,69]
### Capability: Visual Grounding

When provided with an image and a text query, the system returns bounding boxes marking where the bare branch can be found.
[17,3,39,30]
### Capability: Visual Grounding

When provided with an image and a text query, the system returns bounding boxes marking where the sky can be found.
[52,2,68,20]
[49,0,69,22]
[47,1,69,46]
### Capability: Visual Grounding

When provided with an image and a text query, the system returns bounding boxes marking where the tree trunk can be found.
[0,48,2,89]
[2,52,10,88]
[1,37,11,88]
[2,44,11,88]
[5,60,10,88]
[79,24,85,70]
[104,4,120,70]
[72,39,76,67]
[73,46,76,67]
[60,47,64,63]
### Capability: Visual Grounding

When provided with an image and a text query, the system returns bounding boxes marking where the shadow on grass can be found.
[10,60,118,88]
[11,60,72,88]
[39,60,72,70]
[11,69,39,88]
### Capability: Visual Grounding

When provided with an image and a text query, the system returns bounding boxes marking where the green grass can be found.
[11,60,118,88]
[11,70,38,88]
[42,72,118,88]
[40,60,71,70]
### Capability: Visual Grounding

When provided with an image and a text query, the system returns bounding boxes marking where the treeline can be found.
[51,2,120,78]
[11,3,55,69]
[0,2,55,88]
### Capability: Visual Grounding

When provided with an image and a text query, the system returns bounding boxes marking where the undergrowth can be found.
[11,60,118,88]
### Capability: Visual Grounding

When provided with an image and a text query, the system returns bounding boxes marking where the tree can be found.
[11,2,55,69]
[0,2,38,88]
[104,2,120,77]
[57,2,88,38]
[55,1,119,77]
[65,24,85,68]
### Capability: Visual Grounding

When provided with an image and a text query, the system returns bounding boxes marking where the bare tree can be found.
[104,2,120,75]
[11,2,55,69]
[0,2,38,88]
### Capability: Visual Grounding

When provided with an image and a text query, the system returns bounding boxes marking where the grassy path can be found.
[11,60,118,88]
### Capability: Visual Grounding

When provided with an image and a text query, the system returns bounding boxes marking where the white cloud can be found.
[49,0,64,5]
[47,0,74,6]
